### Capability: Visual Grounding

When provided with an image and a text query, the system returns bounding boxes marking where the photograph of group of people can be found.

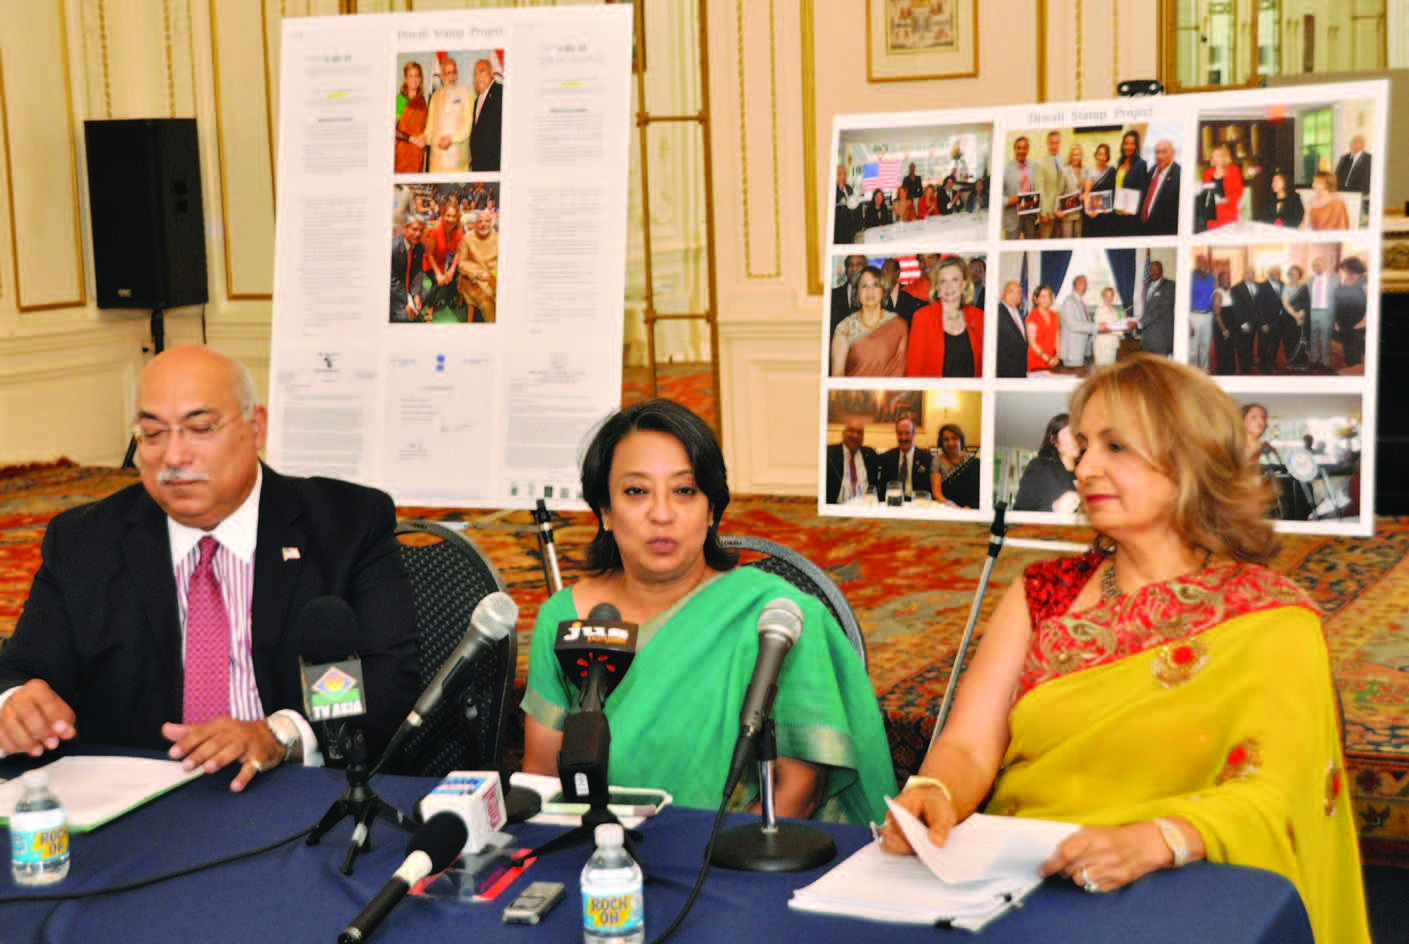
[834,123,991,246]
[824,388,981,510]
[393,50,504,174]
[389,182,500,324]
[994,246,1178,376]
[992,390,1362,522]
[1187,241,1370,377]
[820,80,1382,531]
[1000,122,1184,240]
[828,252,986,378]
[1193,99,1375,237]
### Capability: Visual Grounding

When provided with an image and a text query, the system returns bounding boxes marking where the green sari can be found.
[522,567,895,824]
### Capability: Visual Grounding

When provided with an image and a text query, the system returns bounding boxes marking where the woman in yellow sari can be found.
[880,354,1368,944]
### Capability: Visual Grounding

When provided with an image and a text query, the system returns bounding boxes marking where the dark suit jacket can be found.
[1140,161,1181,235]
[1140,278,1176,356]
[824,443,880,505]
[469,81,503,172]
[830,283,857,335]
[1229,281,1260,331]
[877,447,932,496]
[0,466,420,763]
[996,302,1028,378]
[1336,151,1371,196]
[885,287,924,328]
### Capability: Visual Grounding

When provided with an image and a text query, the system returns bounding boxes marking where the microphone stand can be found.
[710,719,835,871]
[307,724,414,875]
[534,499,563,595]
[930,502,1007,748]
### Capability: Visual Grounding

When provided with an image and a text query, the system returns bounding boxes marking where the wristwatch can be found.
[266,714,302,765]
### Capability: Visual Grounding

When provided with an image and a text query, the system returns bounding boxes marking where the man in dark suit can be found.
[0,346,419,790]
[1255,268,1288,372]
[880,258,923,328]
[996,280,1028,378]
[830,254,868,334]
[968,258,986,313]
[1139,261,1176,356]
[1227,273,1263,374]
[1138,140,1181,236]
[834,165,857,245]
[390,215,427,323]
[469,58,503,172]
[877,417,931,500]
[824,416,880,505]
[901,162,923,201]
[1335,135,1371,198]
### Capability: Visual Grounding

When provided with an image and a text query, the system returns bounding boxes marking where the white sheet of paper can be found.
[0,756,202,831]
[884,796,1079,885]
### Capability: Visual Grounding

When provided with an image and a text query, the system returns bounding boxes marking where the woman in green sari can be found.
[880,355,1368,943]
[521,399,894,824]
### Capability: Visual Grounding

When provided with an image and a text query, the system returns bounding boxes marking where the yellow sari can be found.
[987,556,1369,944]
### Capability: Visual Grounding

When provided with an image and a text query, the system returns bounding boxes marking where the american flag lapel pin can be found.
[282,547,301,562]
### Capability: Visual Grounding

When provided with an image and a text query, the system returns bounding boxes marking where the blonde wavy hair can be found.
[1069,354,1279,564]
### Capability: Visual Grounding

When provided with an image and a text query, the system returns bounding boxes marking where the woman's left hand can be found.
[1039,823,1169,893]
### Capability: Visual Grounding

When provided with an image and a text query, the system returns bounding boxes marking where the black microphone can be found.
[555,602,638,803]
[337,811,467,944]
[379,591,518,768]
[722,598,804,801]
[297,598,367,761]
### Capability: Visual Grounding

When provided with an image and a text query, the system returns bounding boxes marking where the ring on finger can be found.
[245,758,265,774]
[1080,867,1100,893]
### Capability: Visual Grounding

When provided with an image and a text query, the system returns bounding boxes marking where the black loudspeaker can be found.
[84,118,208,310]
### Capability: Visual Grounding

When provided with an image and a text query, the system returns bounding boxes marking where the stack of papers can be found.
[790,799,1078,931]
[0,756,202,832]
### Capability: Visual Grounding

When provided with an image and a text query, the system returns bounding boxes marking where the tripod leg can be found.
[341,805,381,876]
[308,796,351,846]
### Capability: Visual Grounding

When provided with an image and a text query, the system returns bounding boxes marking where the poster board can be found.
[822,80,1387,536]
[266,6,634,509]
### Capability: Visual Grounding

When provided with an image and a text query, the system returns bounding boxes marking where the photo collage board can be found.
[819,80,1387,536]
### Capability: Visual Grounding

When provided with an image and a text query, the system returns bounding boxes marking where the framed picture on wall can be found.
[867,0,978,83]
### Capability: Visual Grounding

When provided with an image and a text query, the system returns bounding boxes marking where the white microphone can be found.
[338,812,467,943]
[377,591,517,769]
[722,598,804,800]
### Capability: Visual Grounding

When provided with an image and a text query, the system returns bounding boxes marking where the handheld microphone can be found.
[298,598,367,762]
[379,591,518,768]
[337,811,467,944]
[722,598,804,801]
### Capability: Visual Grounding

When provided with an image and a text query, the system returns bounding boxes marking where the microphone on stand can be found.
[337,812,468,944]
[533,499,563,594]
[297,597,368,763]
[711,598,836,873]
[377,592,517,770]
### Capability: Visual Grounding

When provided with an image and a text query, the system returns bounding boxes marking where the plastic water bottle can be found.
[581,823,643,944]
[10,770,70,886]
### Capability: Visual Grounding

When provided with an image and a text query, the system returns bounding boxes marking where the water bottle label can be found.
[11,809,68,865]
[583,889,643,935]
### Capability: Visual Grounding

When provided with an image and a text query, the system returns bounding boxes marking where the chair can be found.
[393,519,517,778]
[719,534,867,671]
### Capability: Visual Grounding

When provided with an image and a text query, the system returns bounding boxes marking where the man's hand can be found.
[162,719,282,793]
[0,680,76,757]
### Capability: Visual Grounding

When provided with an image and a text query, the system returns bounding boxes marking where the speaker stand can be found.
[122,306,166,470]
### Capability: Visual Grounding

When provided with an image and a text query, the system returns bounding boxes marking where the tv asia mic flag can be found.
[297,596,367,723]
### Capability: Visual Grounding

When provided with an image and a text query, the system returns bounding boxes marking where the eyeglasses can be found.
[131,415,243,450]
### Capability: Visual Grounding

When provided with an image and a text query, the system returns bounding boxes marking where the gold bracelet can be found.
[1153,817,1191,867]
[903,775,954,806]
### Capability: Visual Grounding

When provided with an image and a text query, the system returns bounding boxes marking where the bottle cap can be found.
[594,823,624,848]
[21,770,48,789]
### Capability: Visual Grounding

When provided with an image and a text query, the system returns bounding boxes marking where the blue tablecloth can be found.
[0,758,1312,943]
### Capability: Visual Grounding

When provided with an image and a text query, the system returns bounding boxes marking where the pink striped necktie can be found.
[183,536,231,724]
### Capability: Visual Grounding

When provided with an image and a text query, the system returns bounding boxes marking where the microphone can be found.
[379,591,518,768]
[298,598,367,761]
[337,811,467,944]
[722,598,803,801]
[555,602,638,803]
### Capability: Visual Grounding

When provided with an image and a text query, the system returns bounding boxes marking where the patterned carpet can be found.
[2,363,1406,862]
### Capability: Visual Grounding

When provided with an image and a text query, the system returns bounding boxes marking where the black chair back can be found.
[394,520,517,777]
[719,533,867,671]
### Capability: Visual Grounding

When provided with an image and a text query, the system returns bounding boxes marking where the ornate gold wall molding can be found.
[1,5,87,312]
[736,0,782,279]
